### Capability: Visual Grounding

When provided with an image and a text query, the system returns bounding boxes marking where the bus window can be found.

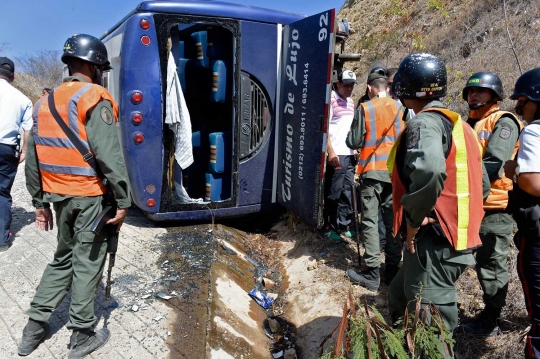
[162,21,236,210]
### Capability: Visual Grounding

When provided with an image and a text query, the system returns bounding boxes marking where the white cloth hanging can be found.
[165,51,193,170]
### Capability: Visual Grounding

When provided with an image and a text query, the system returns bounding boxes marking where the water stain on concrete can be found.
[155,224,279,358]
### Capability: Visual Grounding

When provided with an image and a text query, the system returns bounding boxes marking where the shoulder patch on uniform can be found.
[100,106,113,125]
[406,126,420,149]
[499,127,512,139]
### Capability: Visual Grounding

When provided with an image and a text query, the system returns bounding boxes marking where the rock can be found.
[284,348,296,359]
[268,318,281,333]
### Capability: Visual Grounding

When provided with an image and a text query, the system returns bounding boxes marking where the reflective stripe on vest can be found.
[357,97,404,174]
[34,81,119,197]
[472,106,523,210]
[388,108,484,251]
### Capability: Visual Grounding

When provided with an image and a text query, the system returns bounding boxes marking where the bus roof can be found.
[102,0,305,39]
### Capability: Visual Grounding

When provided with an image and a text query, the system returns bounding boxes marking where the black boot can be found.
[347,267,380,291]
[384,264,399,285]
[68,328,110,358]
[18,318,47,356]
[458,307,501,337]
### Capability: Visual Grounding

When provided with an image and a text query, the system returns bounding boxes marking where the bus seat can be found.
[177,58,196,94]
[208,131,231,174]
[210,60,227,103]
[179,40,185,58]
[185,130,208,199]
[205,172,231,201]
[190,31,209,68]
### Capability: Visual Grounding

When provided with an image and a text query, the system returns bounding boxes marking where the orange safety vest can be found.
[357,97,405,174]
[387,108,484,251]
[471,105,523,210]
[33,81,119,197]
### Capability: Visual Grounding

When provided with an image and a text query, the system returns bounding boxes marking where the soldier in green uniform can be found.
[18,34,131,358]
[458,72,522,336]
[346,69,406,290]
[387,53,490,358]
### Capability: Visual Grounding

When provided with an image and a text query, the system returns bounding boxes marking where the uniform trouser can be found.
[476,211,513,309]
[324,155,356,232]
[516,232,540,359]
[27,196,108,330]
[388,226,475,359]
[0,144,18,244]
[360,178,401,267]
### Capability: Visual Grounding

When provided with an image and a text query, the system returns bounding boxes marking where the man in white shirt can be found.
[504,67,540,358]
[324,70,357,241]
[0,57,33,251]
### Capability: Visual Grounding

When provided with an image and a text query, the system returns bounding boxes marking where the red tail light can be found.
[134,132,144,144]
[146,198,156,207]
[140,19,150,30]
[141,35,151,46]
[131,91,143,104]
[132,112,143,125]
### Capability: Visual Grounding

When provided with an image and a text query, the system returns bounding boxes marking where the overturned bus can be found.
[100,0,358,227]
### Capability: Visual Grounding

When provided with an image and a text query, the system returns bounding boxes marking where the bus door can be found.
[277,10,335,228]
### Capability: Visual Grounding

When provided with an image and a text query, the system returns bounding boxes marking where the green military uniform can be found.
[468,116,519,310]
[387,101,490,355]
[25,76,131,330]
[347,95,405,269]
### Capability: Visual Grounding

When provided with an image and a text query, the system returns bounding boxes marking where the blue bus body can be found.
[101,1,336,227]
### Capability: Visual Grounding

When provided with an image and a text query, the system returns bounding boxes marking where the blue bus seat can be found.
[185,129,209,199]
[205,172,231,201]
[208,131,231,174]
[177,58,196,94]
[190,31,209,68]
[210,60,227,103]
[179,40,185,59]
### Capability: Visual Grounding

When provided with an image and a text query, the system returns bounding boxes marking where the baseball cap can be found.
[339,70,357,84]
[367,67,388,84]
[0,57,15,78]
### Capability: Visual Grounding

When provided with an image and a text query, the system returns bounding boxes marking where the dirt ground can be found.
[240,214,530,359]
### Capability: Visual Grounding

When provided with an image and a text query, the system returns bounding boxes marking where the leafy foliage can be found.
[319,292,454,359]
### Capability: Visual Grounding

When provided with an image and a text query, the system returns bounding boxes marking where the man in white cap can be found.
[323,70,358,241]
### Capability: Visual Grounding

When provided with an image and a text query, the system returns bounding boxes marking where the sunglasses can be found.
[515,99,529,116]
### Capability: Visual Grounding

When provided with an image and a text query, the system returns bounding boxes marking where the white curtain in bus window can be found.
[165,51,193,170]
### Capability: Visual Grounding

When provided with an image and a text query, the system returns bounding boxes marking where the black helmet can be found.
[462,72,503,101]
[391,53,447,100]
[61,34,112,70]
[510,68,540,102]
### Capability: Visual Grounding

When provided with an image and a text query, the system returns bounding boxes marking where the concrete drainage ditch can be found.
[153,224,298,359]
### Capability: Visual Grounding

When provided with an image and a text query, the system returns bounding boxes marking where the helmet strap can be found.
[468,99,494,110]
[534,102,540,120]
[92,65,102,86]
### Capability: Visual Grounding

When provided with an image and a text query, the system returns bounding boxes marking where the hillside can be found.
[338,0,539,115]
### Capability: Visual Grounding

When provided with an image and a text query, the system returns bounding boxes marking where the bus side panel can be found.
[119,13,164,213]
[277,10,335,228]
[237,21,277,206]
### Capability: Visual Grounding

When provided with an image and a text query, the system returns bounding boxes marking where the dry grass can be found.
[339,0,540,114]
[455,245,529,358]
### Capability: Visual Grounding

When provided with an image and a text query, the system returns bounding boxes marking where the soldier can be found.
[18,34,131,358]
[346,68,405,290]
[387,53,490,358]
[459,72,522,336]
[504,67,540,359]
